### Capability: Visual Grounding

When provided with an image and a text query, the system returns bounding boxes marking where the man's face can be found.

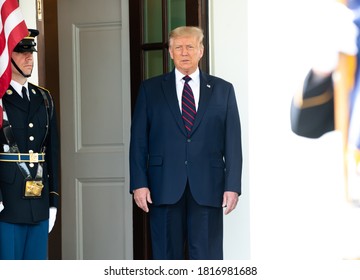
[11,51,34,78]
[169,35,204,75]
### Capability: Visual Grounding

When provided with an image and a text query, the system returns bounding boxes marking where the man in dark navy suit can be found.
[130,26,242,259]
[0,29,59,259]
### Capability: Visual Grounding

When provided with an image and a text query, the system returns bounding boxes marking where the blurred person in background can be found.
[291,0,360,259]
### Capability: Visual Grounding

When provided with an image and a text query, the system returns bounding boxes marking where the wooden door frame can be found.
[36,0,62,260]
[129,0,209,260]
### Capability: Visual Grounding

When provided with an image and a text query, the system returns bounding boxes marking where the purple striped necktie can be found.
[181,75,196,134]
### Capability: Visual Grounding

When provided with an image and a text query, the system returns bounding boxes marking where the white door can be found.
[57,0,132,259]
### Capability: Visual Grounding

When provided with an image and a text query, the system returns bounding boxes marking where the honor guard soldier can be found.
[0,29,60,259]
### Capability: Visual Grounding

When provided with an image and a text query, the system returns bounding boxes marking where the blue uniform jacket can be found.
[0,83,59,224]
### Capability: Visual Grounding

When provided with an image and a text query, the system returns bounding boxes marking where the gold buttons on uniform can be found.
[29,123,34,128]
[29,136,34,141]
[29,163,34,168]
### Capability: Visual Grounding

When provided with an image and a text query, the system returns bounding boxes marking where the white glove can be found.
[311,2,358,74]
[0,202,4,213]
[49,207,57,233]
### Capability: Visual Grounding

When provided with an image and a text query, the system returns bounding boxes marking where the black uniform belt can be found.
[0,153,45,163]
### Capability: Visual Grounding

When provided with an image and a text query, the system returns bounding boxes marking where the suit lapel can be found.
[162,71,188,136]
[191,71,213,135]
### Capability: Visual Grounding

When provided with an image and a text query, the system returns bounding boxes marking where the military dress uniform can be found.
[0,81,59,259]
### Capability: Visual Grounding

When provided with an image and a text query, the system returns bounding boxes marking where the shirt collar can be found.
[10,80,29,96]
[175,68,200,84]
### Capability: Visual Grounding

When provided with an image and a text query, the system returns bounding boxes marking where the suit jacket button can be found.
[187,138,191,142]
[185,161,188,165]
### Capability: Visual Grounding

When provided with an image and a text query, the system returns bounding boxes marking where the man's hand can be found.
[222,191,239,215]
[0,202,4,213]
[133,187,152,213]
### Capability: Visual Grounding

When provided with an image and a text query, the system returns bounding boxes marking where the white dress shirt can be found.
[175,68,200,112]
[10,80,30,100]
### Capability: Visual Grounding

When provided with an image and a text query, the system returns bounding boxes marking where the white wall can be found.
[209,0,250,259]
[19,0,38,84]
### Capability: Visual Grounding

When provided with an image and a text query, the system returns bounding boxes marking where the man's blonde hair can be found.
[169,26,204,48]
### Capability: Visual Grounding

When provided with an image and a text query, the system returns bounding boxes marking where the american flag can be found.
[0,0,28,127]
[0,0,28,97]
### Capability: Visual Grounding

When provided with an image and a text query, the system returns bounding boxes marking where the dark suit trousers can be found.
[149,185,223,260]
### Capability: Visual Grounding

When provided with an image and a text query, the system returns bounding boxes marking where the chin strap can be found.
[11,58,31,78]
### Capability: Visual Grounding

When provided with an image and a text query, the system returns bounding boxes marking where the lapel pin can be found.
[32,89,36,94]
[6,90,13,95]
[207,84,211,88]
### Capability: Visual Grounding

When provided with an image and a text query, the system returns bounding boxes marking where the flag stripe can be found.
[0,0,28,97]
[0,10,27,76]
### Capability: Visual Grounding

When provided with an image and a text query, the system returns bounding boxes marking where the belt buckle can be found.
[29,153,39,163]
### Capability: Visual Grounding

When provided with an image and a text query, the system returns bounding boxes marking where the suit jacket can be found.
[130,70,242,207]
[0,83,59,224]
[291,70,335,138]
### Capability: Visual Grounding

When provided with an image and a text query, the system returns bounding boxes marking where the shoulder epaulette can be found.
[28,83,50,94]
